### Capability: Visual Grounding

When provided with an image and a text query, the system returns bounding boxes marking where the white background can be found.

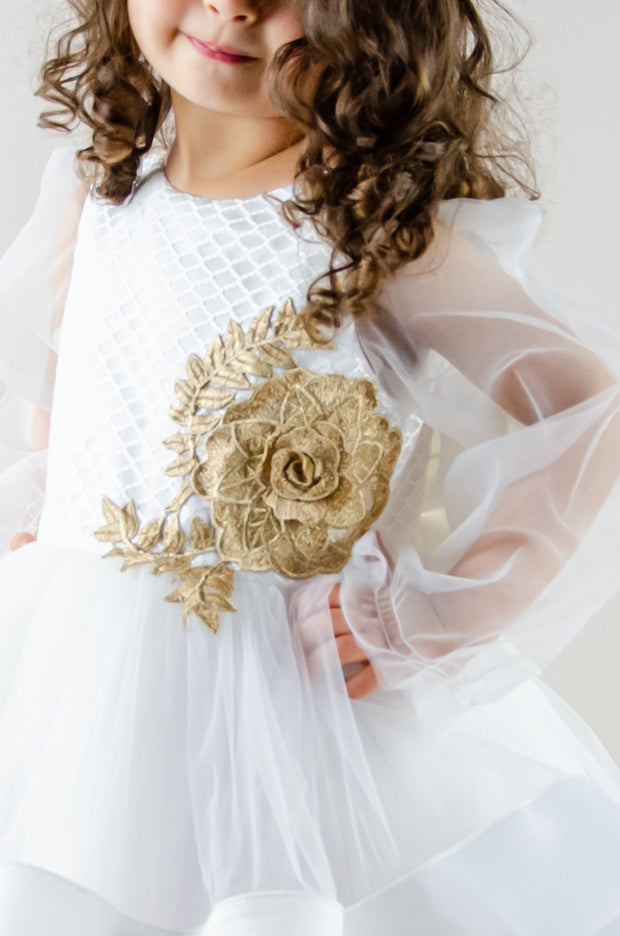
[1,0,619,762]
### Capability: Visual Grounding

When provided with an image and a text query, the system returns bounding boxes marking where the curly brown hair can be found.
[37,0,536,329]
[38,0,171,200]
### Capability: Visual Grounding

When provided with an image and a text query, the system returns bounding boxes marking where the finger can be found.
[329,583,341,608]
[328,607,352,637]
[346,662,380,700]
[304,629,368,674]
[297,607,351,653]
[10,532,36,552]
[335,633,370,665]
[304,635,343,678]
[328,605,390,650]
[330,581,373,612]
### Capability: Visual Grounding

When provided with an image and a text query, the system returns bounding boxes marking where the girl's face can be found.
[127,0,306,119]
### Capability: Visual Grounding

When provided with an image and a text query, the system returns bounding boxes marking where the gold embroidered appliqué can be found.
[94,300,402,633]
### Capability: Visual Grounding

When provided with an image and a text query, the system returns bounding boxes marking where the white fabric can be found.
[337,198,620,716]
[0,777,619,934]
[1,147,620,930]
[346,776,620,936]
[204,893,344,935]
[0,148,85,545]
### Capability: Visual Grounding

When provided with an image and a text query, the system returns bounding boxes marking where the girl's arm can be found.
[337,199,620,710]
[382,220,616,416]
[30,178,88,452]
[1,148,87,555]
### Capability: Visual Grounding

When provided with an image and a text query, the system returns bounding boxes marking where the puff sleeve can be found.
[0,146,86,557]
[338,198,620,723]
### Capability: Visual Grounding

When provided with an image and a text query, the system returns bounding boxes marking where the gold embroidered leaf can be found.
[151,555,192,575]
[225,319,244,355]
[196,387,236,409]
[120,501,140,540]
[164,591,184,604]
[234,349,273,379]
[102,495,124,525]
[167,562,238,632]
[164,453,195,477]
[186,354,206,383]
[120,553,153,571]
[165,580,199,603]
[172,566,206,585]
[188,413,220,433]
[102,546,125,558]
[190,517,216,551]
[259,344,297,370]
[165,479,194,514]
[204,335,225,372]
[136,518,163,551]
[170,402,191,425]
[163,515,184,551]
[93,523,121,542]
[208,594,236,613]
[289,324,322,350]
[163,432,190,453]
[212,365,251,390]
[187,602,221,634]
[273,298,295,335]
[175,379,195,405]
[204,564,236,595]
[247,305,273,343]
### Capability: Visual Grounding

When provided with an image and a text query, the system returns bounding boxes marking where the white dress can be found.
[0,146,620,936]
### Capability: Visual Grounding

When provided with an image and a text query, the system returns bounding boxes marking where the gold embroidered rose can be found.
[193,371,402,578]
[95,300,403,633]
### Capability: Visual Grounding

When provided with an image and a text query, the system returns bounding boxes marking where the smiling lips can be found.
[185,35,258,64]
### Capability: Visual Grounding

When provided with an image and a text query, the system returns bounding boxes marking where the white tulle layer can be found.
[1,541,620,933]
[1,776,619,935]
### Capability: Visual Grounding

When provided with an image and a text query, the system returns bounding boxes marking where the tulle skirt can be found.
[1,540,620,935]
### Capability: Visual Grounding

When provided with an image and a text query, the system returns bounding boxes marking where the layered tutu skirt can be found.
[1,540,619,935]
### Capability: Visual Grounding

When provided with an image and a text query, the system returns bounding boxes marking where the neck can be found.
[165,90,305,199]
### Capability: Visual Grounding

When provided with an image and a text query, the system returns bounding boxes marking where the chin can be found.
[175,85,280,121]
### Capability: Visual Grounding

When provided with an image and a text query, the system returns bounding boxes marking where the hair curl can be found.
[37,0,171,202]
[37,0,537,328]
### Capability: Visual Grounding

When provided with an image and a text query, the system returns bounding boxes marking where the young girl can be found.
[1,0,620,933]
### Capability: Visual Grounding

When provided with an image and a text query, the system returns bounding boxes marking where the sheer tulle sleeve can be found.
[0,147,86,557]
[339,198,620,722]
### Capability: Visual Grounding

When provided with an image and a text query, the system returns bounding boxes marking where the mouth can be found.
[184,35,259,64]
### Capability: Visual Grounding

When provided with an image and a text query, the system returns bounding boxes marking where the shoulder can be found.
[1,146,89,276]
[379,197,544,322]
[39,146,90,207]
[44,144,167,217]
[435,196,543,278]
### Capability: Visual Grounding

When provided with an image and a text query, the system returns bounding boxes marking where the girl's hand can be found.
[9,532,37,551]
[328,584,381,699]
[299,583,381,700]
[330,584,381,699]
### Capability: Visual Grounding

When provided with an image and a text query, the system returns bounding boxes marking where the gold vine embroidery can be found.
[94,300,402,634]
